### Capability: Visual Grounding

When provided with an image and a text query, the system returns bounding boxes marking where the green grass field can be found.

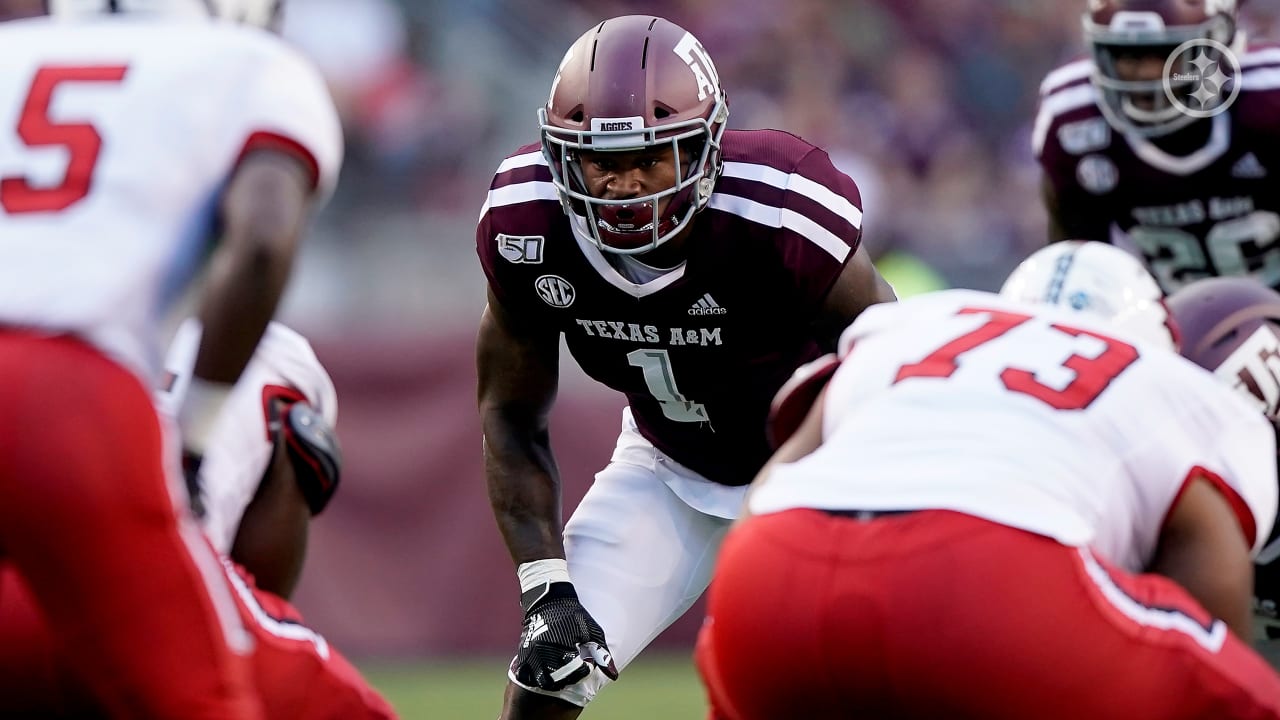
[362,653,707,719]
[361,625,1280,718]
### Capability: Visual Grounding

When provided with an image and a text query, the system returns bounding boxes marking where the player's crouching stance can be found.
[696,242,1280,719]
[0,321,397,719]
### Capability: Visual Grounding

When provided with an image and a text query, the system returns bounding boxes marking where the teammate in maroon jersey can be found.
[1035,0,1280,293]
[475,14,895,719]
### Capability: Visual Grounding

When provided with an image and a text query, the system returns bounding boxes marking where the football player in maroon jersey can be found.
[1036,0,1280,293]
[475,14,895,719]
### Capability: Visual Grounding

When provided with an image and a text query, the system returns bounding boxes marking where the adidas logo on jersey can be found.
[1232,152,1267,179]
[688,293,727,316]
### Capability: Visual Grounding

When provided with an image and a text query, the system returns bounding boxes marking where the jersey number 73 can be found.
[893,306,1140,411]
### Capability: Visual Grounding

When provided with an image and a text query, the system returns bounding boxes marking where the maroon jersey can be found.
[1035,46,1280,292]
[477,129,862,486]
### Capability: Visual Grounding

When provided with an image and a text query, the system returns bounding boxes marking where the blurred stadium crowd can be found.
[279,0,1280,333]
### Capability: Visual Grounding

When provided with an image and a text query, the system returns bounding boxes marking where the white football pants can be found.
[511,407,746,707]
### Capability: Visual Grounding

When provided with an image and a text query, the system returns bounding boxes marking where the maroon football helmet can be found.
[539,15,729,255]
[1083,0,1240,137]
[1167,276,1280,417]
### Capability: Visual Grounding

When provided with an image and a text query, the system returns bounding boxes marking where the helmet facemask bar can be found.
[539,99,727,255]
[1084,14,1236,137]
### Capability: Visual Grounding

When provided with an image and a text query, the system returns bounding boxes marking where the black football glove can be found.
[280,401,342,515]
[181,449,207,519]
[1256,560,1280,641]
[509,581,619,692]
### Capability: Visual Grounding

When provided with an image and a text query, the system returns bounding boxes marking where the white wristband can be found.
[517,558,571,594]
[178,376,234,455]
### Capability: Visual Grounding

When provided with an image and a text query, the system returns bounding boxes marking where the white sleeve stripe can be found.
[179,521,252,654]
[478,181,559,222]
[709,193,853,262]
[222,558,331,659]
[495,150,546,174]
[1242,67,1280,90]
[1033,84,1098,157]
[1040,60,1092,96]
[1243,47,1280,68]
[722,162,863,227]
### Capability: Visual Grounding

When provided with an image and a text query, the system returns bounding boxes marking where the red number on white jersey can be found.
[894,306,1139,410]
[1,65,128,214]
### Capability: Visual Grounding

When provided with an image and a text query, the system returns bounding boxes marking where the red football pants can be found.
[0,561,398,719]
[0,331,262,719]
[696,508,1280,720]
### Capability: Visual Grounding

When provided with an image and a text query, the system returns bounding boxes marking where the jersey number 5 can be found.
[1,65,128,215]
[893,306,1139,410]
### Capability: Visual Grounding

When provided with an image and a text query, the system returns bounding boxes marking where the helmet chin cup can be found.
[1098,83,1199,138]
[582,182,699,255]
[595,200,659,252]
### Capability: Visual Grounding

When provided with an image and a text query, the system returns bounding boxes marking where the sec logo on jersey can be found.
[1076,154,1119,195]
[534,275,575,308]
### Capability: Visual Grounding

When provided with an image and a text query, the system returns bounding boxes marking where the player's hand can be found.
[181,448,207,519]
[509,581,619,691]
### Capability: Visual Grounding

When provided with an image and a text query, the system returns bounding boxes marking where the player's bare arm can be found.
[477,287,566,564]
[813,245,896,350]
[230,422,310,599]
[194,151,313,386]
[1150,473,1256,639]
[1042,177,1075,243]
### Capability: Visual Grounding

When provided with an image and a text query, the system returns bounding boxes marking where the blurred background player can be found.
[1167,275,1280,666]
[0,320,397,719]
[0,0,341,716]
[1035,0,1280,293]
[696,241,1280,719]
[476,13,896,719]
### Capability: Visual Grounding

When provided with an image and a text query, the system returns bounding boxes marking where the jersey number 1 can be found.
[894,306,1139,410]
[1,65,128,214]
[627,349,710,423]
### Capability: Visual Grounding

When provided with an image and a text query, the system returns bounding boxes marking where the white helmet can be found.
[1000,241,1178,350]
[48,0,282,29]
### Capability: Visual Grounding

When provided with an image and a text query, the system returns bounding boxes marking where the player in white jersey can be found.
[0,320,397,718]
[696,246,1280,719]
[0,1,341,717]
